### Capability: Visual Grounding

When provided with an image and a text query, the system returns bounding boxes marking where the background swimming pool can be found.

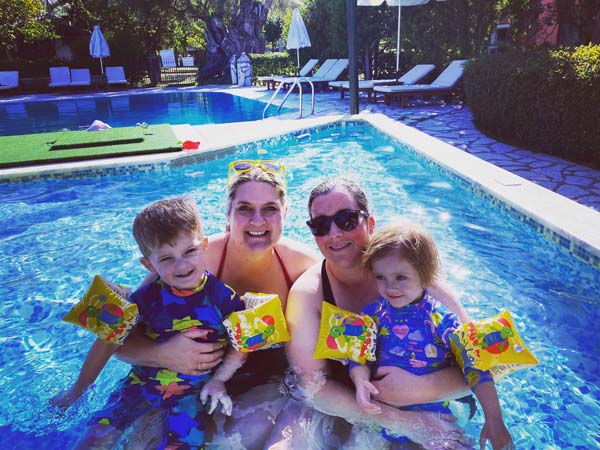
[0,123,599,449]
[0,91,281,136]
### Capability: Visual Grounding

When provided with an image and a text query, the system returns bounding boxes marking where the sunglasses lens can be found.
[233,161,253,171]
[307,210,365,236]
[335,210,360,231]
[262,161,281,171]
[307,216,331,236]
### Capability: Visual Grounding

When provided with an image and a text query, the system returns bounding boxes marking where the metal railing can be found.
[262,77,315,119]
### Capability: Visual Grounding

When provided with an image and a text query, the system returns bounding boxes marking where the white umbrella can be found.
[357,0,445,73]
[287,8,311,72]
[89,25,110,75]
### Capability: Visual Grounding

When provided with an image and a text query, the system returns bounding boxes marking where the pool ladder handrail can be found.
[262,77,315,120]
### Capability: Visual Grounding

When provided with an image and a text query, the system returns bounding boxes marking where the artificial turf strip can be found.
[0,124,181,169]
[50,127,144,150]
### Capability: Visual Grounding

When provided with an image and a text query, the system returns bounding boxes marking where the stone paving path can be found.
[254,87,600,212]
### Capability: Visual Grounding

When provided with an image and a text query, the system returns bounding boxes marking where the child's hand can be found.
[355,380,381,415]
[49,386,83,410]
[480,418,515,450]
[200,379,232,416]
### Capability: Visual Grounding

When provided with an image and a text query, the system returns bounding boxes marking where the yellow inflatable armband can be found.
[223,293,290,352]
[62,275,140,345]
[313,301,377,365]
[449,310,538,382]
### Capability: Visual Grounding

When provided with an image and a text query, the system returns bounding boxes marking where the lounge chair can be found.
[273,58,349,91]
[373,60,468,106]
[70,68,92,87]
[0,71,19,91]
[257,58,319,90]
[329,64,435,102]
[106,66,128,88]
[49,67,71,88]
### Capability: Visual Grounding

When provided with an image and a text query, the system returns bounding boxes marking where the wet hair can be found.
[307,177,369,215]
[132,196,202,257]
[226,167,287,215]
[362,220,440,287]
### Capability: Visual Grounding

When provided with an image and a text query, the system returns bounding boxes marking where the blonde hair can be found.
[132,196,202,257]
[362,220,440,287]
[226,167,287,215]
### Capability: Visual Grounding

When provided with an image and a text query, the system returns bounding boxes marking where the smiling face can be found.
[143,230,207,291]
[309,186,374,269]
[371,252,425,308]
[227,180,286,252]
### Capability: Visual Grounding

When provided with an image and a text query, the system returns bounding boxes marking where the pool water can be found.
[1,123,599,449]
[0,91,279,136]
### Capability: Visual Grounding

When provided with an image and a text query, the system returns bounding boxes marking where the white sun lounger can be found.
[373,60,468,106]
[329,64,436,102]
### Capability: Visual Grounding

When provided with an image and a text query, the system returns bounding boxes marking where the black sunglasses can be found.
[306,209,369,237]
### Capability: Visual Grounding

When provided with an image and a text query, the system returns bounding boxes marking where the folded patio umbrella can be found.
[90,25,110,75]
[287,8,311,73]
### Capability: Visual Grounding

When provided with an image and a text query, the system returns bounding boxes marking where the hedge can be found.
[463,45,600,169]
[249,52,298,78]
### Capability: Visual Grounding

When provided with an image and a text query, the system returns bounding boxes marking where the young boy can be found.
[52,196,247,449]
[350,220,514,450]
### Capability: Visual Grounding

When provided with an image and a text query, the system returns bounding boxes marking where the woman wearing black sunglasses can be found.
[283,177,474,450]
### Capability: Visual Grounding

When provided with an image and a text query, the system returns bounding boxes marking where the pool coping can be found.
[1,100,599,267]
[360,113,600,267]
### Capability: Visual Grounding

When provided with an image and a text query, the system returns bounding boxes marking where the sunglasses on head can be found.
[227,160,286,188]
[306,209,369,237]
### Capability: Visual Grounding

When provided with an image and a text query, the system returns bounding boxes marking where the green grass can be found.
[0,124,181,169]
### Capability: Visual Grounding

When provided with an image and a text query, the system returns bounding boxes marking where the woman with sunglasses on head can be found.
[283,177,475,450]
[116,160,320,448]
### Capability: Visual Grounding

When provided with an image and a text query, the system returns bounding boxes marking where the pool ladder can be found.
[262,77,315,120]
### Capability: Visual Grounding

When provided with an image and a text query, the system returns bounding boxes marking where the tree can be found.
[195,0,273,82]
[0,0,55,59]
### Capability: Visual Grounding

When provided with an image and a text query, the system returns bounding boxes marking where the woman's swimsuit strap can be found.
[216,236,293,289]
[321,259,336,305]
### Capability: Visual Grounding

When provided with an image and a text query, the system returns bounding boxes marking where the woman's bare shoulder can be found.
[276,237,319,278]
[276,236,319,260]
[205,232,228,273]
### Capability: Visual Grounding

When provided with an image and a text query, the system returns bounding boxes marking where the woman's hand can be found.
[155,329,224,375]
[373,365,469,406]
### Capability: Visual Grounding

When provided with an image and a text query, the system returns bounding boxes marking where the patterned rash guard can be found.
[349,290,492,442]
[90,272,244,450]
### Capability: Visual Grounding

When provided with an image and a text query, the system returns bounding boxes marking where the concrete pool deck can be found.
[1,84,599,265]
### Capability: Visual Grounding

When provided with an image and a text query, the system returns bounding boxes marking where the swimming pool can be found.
[0,90,280,136]
[0,121,599,449]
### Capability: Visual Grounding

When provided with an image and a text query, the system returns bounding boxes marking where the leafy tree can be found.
[0,0,55,59]
[264,17,283,47]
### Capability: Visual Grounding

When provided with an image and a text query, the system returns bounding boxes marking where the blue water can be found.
[0,123,599,449]
[0,91,277,136]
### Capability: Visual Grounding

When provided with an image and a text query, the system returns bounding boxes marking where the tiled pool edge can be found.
[1,113,598,270]
[360,114,600,269]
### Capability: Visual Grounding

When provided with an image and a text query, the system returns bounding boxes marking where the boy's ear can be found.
[140,257,154,272]
[203,236,209,250]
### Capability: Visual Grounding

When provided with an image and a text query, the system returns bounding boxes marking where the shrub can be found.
[463,45,600,168]
[249,52,297,78]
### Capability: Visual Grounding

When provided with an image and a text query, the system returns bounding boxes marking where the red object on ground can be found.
[182,140,200,150]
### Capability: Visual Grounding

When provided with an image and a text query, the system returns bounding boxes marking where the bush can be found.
[249,52,297,78]
[463,45,600,168]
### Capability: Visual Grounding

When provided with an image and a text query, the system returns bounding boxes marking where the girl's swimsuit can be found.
[320,259,477,430]
[218,237,292,396]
